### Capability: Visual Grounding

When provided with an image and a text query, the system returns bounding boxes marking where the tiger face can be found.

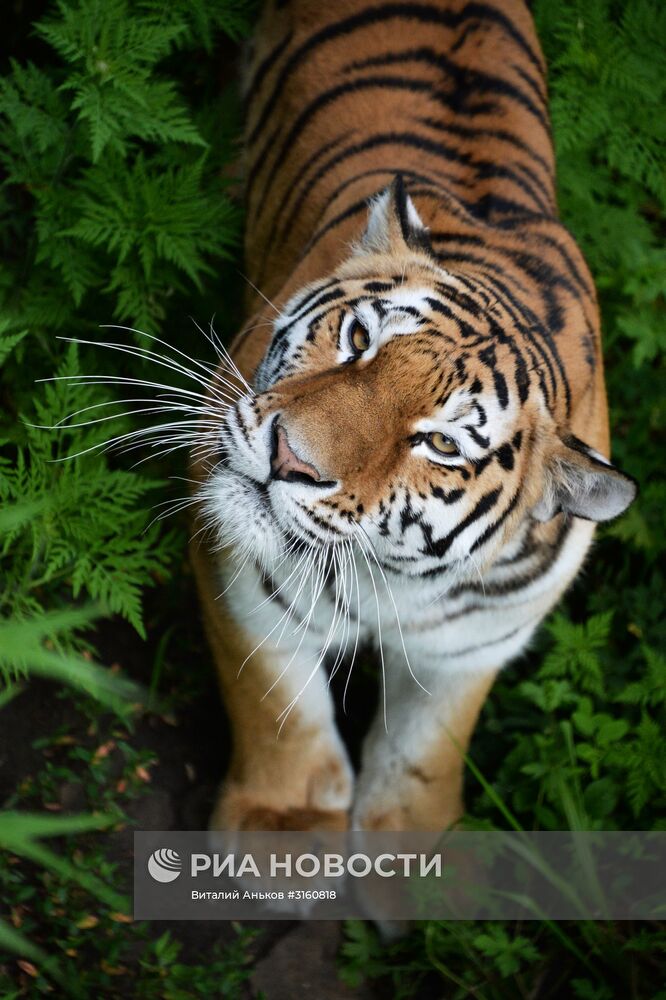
[202,178,635,584]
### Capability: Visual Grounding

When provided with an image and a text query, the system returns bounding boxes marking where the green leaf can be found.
[0,918,62,985]
[0,810,127,912]
[0,326,28,366]
[583,778,619,819]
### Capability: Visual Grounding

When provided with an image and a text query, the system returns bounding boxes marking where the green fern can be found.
[1,342,174,635]
[36,0,203,161]
[0,0,242,333]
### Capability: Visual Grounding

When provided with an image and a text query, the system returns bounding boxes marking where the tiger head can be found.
[202,178,636,582]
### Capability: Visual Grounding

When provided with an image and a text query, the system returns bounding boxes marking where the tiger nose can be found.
[270,422,323,485]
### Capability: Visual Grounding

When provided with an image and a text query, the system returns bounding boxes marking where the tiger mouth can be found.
[213,460,345,560]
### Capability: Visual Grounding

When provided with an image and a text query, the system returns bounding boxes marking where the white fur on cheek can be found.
[198,470,284,570]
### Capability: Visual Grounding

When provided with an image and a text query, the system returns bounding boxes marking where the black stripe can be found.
[432,486,465,505]
[263,165,442,272]
[287,277,342,317]
[466,426,490,448]
[510,61,548,109]
[490,218,595,297]
[243,30,293,109]
[249,77,551,217]
[304,167,547,262]
[246,2,543,147]
[428,485,503,558]
[295,504,344,535]
[439,517,572,589]
[430,250,571,415]
[343,46,549,131]
[439,617,539,658]
[415,115,553,189]
[425,293,482,338]
[256,130,355,259]
[248,73,477,208]
[469,272,551,407]
[231,405,251,446]
[469,487,522,553]
[276,287,345,339]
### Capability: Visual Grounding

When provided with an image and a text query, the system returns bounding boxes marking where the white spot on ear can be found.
[405,195,425,232]
[356,185,428,255]
[360,189,393,254]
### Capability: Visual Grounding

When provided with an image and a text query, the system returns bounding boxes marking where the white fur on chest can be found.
[220,516,595,720]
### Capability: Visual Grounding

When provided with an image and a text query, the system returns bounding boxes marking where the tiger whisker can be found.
[355,524,431,698]
[351,531,389,734]
[260,551,324,702]
[37,374,232,406]
[57,334,234,404]
[217,551,253,599]
[248,544,313,616]
[237,545,319,678]
[238,271,282,317]
[241,544,320,684]
[143,494,202,533]
[326,542,354,685]
[46,420,216,464]
[194,315,254,396]
[342,538,363,716]
[101,324,249,398]
[38,401,225,435]
[275,547,348,734]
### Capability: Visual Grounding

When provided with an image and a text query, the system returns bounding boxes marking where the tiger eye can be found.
[428,432,459,456]
[350,320,370,353]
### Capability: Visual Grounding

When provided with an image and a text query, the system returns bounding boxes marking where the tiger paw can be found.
[207,786,350,917]
[209,749,353,833]
[210,790,350,832]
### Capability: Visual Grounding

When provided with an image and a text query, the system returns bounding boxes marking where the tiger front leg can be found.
[210,698,353,833]
[353,662,498,832]
[208,644,353,833]
[191,544,353,833]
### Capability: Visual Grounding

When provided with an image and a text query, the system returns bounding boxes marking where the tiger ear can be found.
[359,175,433,256]
[532,434,637,523]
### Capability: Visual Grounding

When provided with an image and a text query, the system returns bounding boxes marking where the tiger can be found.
[190,0,636,834]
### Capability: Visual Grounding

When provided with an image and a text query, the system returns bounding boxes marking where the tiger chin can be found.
[189,0,636,836]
